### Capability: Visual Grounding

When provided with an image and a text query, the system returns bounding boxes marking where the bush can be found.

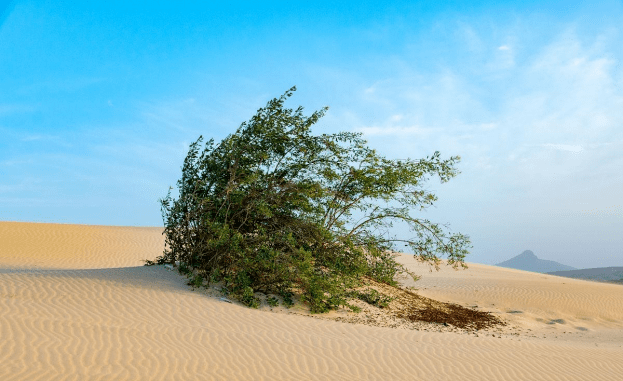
[153,87,470,313]
[187,273,204,288]
[267,296,279,307]
[356,288,393,309]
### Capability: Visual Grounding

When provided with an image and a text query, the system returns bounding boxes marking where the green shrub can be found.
[188,274,204,288]
[279,290,294,308]
[266,296,279,307]
[240,286,260,308]
[178,262,191,276]
[153,87,470,313]
[357,288,393,308]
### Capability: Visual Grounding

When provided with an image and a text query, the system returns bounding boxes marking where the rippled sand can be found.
[1,221,621,380]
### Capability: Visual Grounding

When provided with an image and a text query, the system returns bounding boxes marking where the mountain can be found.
[547,267,623,284]
[495,250,577,273]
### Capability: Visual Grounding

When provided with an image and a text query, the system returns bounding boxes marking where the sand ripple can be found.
[0,222,621,380]
[0,221,164,269]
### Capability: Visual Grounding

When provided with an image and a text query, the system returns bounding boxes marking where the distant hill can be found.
[547,267,623,284]
[496,250,576,273]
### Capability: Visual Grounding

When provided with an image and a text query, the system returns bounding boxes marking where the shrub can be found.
[267,296,279,307]
[188,273,204,288]
[356,288,393,308]
[153,87,470,313]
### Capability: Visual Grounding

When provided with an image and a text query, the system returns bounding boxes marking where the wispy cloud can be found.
[138,97,220,134]
[457,23,484,53]
[579,204,623,217]
[18,77,104,95]
[12,133,74,148]
[542,143,584,153]
[357,125,438,136]
[0,176,45,195]
[329,24,623,241]
[21,133,58,142]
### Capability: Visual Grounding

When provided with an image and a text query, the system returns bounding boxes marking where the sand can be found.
[1,221,621,380]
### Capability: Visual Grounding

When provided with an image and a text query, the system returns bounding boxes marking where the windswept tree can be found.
[154,87,471,312]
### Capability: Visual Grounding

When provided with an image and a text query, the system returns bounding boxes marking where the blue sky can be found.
[1,1,622,268]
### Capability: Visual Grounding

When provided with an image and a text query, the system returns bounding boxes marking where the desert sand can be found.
[1,221,621,380]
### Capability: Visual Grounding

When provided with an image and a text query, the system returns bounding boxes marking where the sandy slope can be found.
[397,256,623,345]
[0,221,621,380]
[0,221,164,269]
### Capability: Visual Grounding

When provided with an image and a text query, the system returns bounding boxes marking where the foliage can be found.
[152,86,471,313]
[356,288,393,308]
[266,296,279,307]
[187,273,204,288]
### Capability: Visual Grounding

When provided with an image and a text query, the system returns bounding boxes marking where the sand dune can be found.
[0,221,164,269]
[1,221,621,380]
[397,256,623,343]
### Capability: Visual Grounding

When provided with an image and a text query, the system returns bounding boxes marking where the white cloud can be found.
[542,143,584,153]
[357,125,437,136]
[479,123,497,131]
[390,114,403,122]
[19,77,103,95]
[337,26,623,236]
[579,204,623,217]
[364,86,375,94]
[457,23,484,52]
[138,97,219,134]
[18,134,72,147]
